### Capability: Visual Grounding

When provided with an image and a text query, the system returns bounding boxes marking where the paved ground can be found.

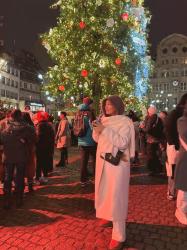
[0,147,186,250]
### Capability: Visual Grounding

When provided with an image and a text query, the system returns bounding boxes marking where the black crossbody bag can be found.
[100,150,123,166]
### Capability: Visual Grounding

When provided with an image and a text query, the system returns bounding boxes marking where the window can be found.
[1,89,5,97]
[0,76,5,84]
[6,78,10,86]
[24,82,27,89]
[15,81,18,88]
[172,47,178,53]
[180,82,187,91]
[162,48,168,54]
[182,47,187,53]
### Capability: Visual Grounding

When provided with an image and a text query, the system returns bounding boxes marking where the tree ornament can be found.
[79,21,86,29]
[81,69,88,77]
[121,13,129,21]
[59,85,65,91]
[106,18,115,27]
[115,58,122,65]
[96,0,102,6]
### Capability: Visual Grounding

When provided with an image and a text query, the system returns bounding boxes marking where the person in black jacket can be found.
[0,109,35,208]
[35,111,55,185]
[165,93,187,200]
[141,106,164,175]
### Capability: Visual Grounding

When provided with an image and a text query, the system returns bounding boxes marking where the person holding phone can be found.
[92,95,135,250]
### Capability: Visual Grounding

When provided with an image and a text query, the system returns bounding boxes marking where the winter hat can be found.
[148,106,157,116]
[102,95,125,116]
[83,97,93,106]
[37,111,49,122]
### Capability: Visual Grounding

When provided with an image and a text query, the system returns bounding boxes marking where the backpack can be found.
[73,111,87,137]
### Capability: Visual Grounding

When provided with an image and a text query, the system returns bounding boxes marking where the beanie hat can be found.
[148,106,157,116]
[102,95,125,116]
[37,111,49,122]
[83,97,93,106]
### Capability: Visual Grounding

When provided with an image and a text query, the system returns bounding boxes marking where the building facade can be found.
[0,51,44,111]
[149,33,187,111]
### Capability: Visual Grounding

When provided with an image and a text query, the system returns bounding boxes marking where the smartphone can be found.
[93,119,101,127]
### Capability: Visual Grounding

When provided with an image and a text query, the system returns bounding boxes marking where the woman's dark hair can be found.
[177,93,187,108]
[22,112,34,126]
[10,109,22,122]
[175,93,187,116]
[127,110,139,122]
[60,111,67,117]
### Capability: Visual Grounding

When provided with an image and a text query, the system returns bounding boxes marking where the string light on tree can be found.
[41,0,151,112]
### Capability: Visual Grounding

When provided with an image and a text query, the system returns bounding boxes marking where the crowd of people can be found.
[0,93,187,250]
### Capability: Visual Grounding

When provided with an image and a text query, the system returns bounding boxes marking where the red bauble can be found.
[115,58,122,65]
[58,85,65,91]
[79,21,86,29]
[121,13,129,21]
[81,69,88,77]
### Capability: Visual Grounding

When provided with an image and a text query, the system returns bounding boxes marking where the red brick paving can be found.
[0,147,186,250]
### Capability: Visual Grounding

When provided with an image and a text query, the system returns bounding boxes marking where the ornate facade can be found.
[149,33,187,111]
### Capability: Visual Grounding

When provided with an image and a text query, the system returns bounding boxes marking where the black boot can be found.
[3,194,11,210]
[28,183,34,193]
[16,193,23,208]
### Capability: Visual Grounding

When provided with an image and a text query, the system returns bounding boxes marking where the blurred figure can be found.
[0,110,12,183]
[128,110,140,164]
[141,106,164,175]
[92,96,135,250]
[175,102,187,225]
[159,111,168,124]
[165,93,187,200]
[0,109,34,208]
[76,97,96,187]
[22,112,36,192]
[35,111,55,184]
[24,105,33,120]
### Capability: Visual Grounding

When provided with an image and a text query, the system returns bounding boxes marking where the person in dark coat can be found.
[22,112,36,192]
[165,93,187,200]
[141,106,164,175]
[174,103,187,225]
[35,111,55,185]
[0,109,34,208]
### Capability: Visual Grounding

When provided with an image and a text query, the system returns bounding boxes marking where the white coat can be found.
[92,115,135,221]
[166,143,179,177]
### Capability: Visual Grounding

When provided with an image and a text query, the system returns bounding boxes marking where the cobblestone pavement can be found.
[0,147,186,250]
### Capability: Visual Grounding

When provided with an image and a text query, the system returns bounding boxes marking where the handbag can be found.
[100,150,123,166]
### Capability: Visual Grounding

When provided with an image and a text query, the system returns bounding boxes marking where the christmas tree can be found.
[42,0,151,110]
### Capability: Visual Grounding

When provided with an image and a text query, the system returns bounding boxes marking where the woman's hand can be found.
[92,120,105,134]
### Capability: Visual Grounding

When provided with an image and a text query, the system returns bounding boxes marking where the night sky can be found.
[1,0,187,57]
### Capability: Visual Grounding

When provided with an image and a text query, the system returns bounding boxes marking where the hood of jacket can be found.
[78,104,90,111]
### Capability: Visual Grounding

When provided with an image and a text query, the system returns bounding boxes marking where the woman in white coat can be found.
[92,95,135,250]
